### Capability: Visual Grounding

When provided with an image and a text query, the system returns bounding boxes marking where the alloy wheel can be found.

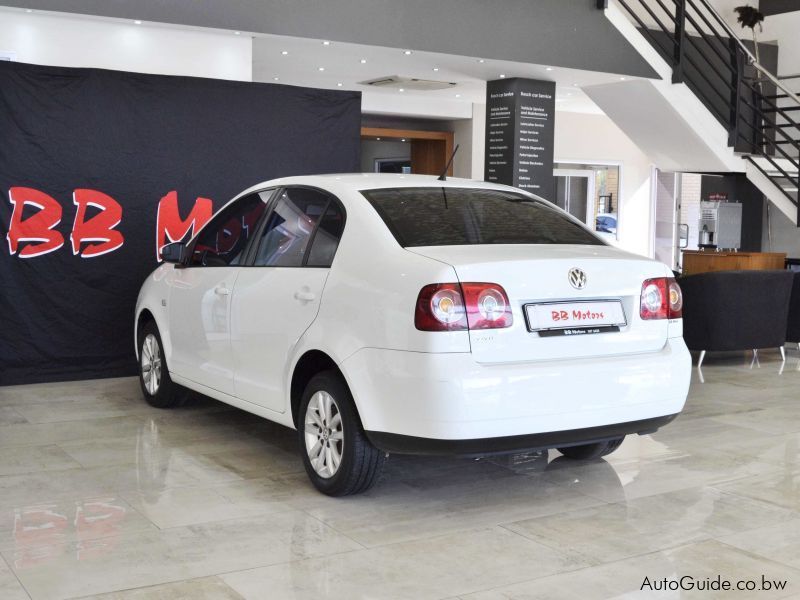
[304,390,344,478]
[141,333,162,396]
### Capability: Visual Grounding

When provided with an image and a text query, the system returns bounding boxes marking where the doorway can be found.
[553,162,620,241]
[553,169,595,224]
[653,170,680,270]
[653,171,700,272]
[360,127,454,176]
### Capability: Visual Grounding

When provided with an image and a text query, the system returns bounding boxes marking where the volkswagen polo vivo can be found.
[134,174,691,495]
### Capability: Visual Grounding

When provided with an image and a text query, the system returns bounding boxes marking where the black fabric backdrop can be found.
[0,61,361,385]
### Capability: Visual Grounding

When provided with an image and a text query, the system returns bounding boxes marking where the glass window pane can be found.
[307,202,345,267]
[253,188,330,267]
[363,187,602,247]
[190,194,267,267]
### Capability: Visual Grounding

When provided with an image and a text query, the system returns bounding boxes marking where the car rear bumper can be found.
[365,414,678,456]
[341,337,691,450]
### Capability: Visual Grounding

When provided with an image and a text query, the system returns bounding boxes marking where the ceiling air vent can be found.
[360,76,456,91]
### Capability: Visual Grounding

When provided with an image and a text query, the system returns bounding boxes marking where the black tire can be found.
[557,436,625,460]
[138,321,188,409]
[298,370,385,496]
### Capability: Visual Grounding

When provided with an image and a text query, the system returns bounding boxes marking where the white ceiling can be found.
[1,5,654,119]
[251,31,650,118]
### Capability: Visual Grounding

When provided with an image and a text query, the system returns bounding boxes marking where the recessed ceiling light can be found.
[322,40,331,45]
[133,20,142,25]
[432,67,439,72]
[376,137,381,140]
[399,88,405,92]
[234,31,241,35]
[478,59,485,63]
[403,50,413,55]
[281,50,289,55]
[620,76,627,81]
[401,138,407,142]
[360,58,367,64]
[318,67,325,71]
[546,67,554,71]
[273,77,279,81]
[499,74,506,78]
[337,82,343,87]
[455,94,461,98]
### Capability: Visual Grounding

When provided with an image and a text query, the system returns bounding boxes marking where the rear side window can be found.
[307,202,345,267]
[362,187,603,247]
[253,187,340,267]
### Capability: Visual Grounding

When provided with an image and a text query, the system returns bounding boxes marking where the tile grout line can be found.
[712,538,800,574]
[300,509,370,550]
[63,575,245,600]
[2,551,33,600]
[709,484,800,517]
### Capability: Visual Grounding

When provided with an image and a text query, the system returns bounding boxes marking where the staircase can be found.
[593,0,800,224]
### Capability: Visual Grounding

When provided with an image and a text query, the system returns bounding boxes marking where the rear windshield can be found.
[362,187,604,247]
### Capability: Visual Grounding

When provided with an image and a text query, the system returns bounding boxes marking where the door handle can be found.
[294,290,316,302]
[214,285,231,296]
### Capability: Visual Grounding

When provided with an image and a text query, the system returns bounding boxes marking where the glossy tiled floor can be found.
[2,351,800,599]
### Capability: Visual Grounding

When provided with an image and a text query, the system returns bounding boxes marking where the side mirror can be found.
[160,242,187,264]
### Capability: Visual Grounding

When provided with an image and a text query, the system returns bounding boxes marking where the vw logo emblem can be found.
[568,267,587,290]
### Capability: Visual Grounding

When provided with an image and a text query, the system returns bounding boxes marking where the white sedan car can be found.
[135,174,691,496]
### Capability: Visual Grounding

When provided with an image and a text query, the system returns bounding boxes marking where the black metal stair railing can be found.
[602,0,800,223]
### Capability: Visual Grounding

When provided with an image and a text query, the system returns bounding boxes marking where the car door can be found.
[167,192,270,395]
[231,187,345,412]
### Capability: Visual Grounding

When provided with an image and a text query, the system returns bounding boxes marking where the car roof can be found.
[233,173,544,200]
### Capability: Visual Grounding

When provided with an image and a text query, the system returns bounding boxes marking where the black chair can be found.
[680,269,793,366]
[786,271,800,351]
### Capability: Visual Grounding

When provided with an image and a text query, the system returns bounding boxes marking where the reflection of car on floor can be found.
[134,174,691,496]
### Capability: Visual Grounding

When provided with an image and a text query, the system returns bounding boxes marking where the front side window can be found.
[362,187,603,247]
[253,187,334,267]
[190,193,269,267]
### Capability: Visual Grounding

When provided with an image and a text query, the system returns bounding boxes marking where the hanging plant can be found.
[734,5,765,73]
[734,5,764,31]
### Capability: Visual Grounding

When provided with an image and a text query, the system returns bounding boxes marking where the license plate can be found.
[524,300,626,333]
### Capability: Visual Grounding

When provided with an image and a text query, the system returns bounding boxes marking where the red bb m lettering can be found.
[6,187,65,258]
[156,191,213,261]
[71,189,125,258]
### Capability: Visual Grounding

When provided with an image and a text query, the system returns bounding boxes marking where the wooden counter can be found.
[682,250,786,276]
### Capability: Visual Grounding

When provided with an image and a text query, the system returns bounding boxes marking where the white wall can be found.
[0,8,252,80]
[554,111,655,257]
[448,103,486,180]
[755,12,800,257]
[762,11,800,77]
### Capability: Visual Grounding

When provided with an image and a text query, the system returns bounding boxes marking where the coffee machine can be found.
[698,201,742,250]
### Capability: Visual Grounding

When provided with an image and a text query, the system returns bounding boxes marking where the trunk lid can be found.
[407,244,671,364]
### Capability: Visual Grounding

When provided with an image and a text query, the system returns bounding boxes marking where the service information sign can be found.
[484,77,555,200]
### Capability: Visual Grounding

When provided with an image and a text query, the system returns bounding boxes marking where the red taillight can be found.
[667,278,683,318]
[461,283,513,329]
[415,283,467,331]
[640,277,682,320]
[415,282,513,331]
